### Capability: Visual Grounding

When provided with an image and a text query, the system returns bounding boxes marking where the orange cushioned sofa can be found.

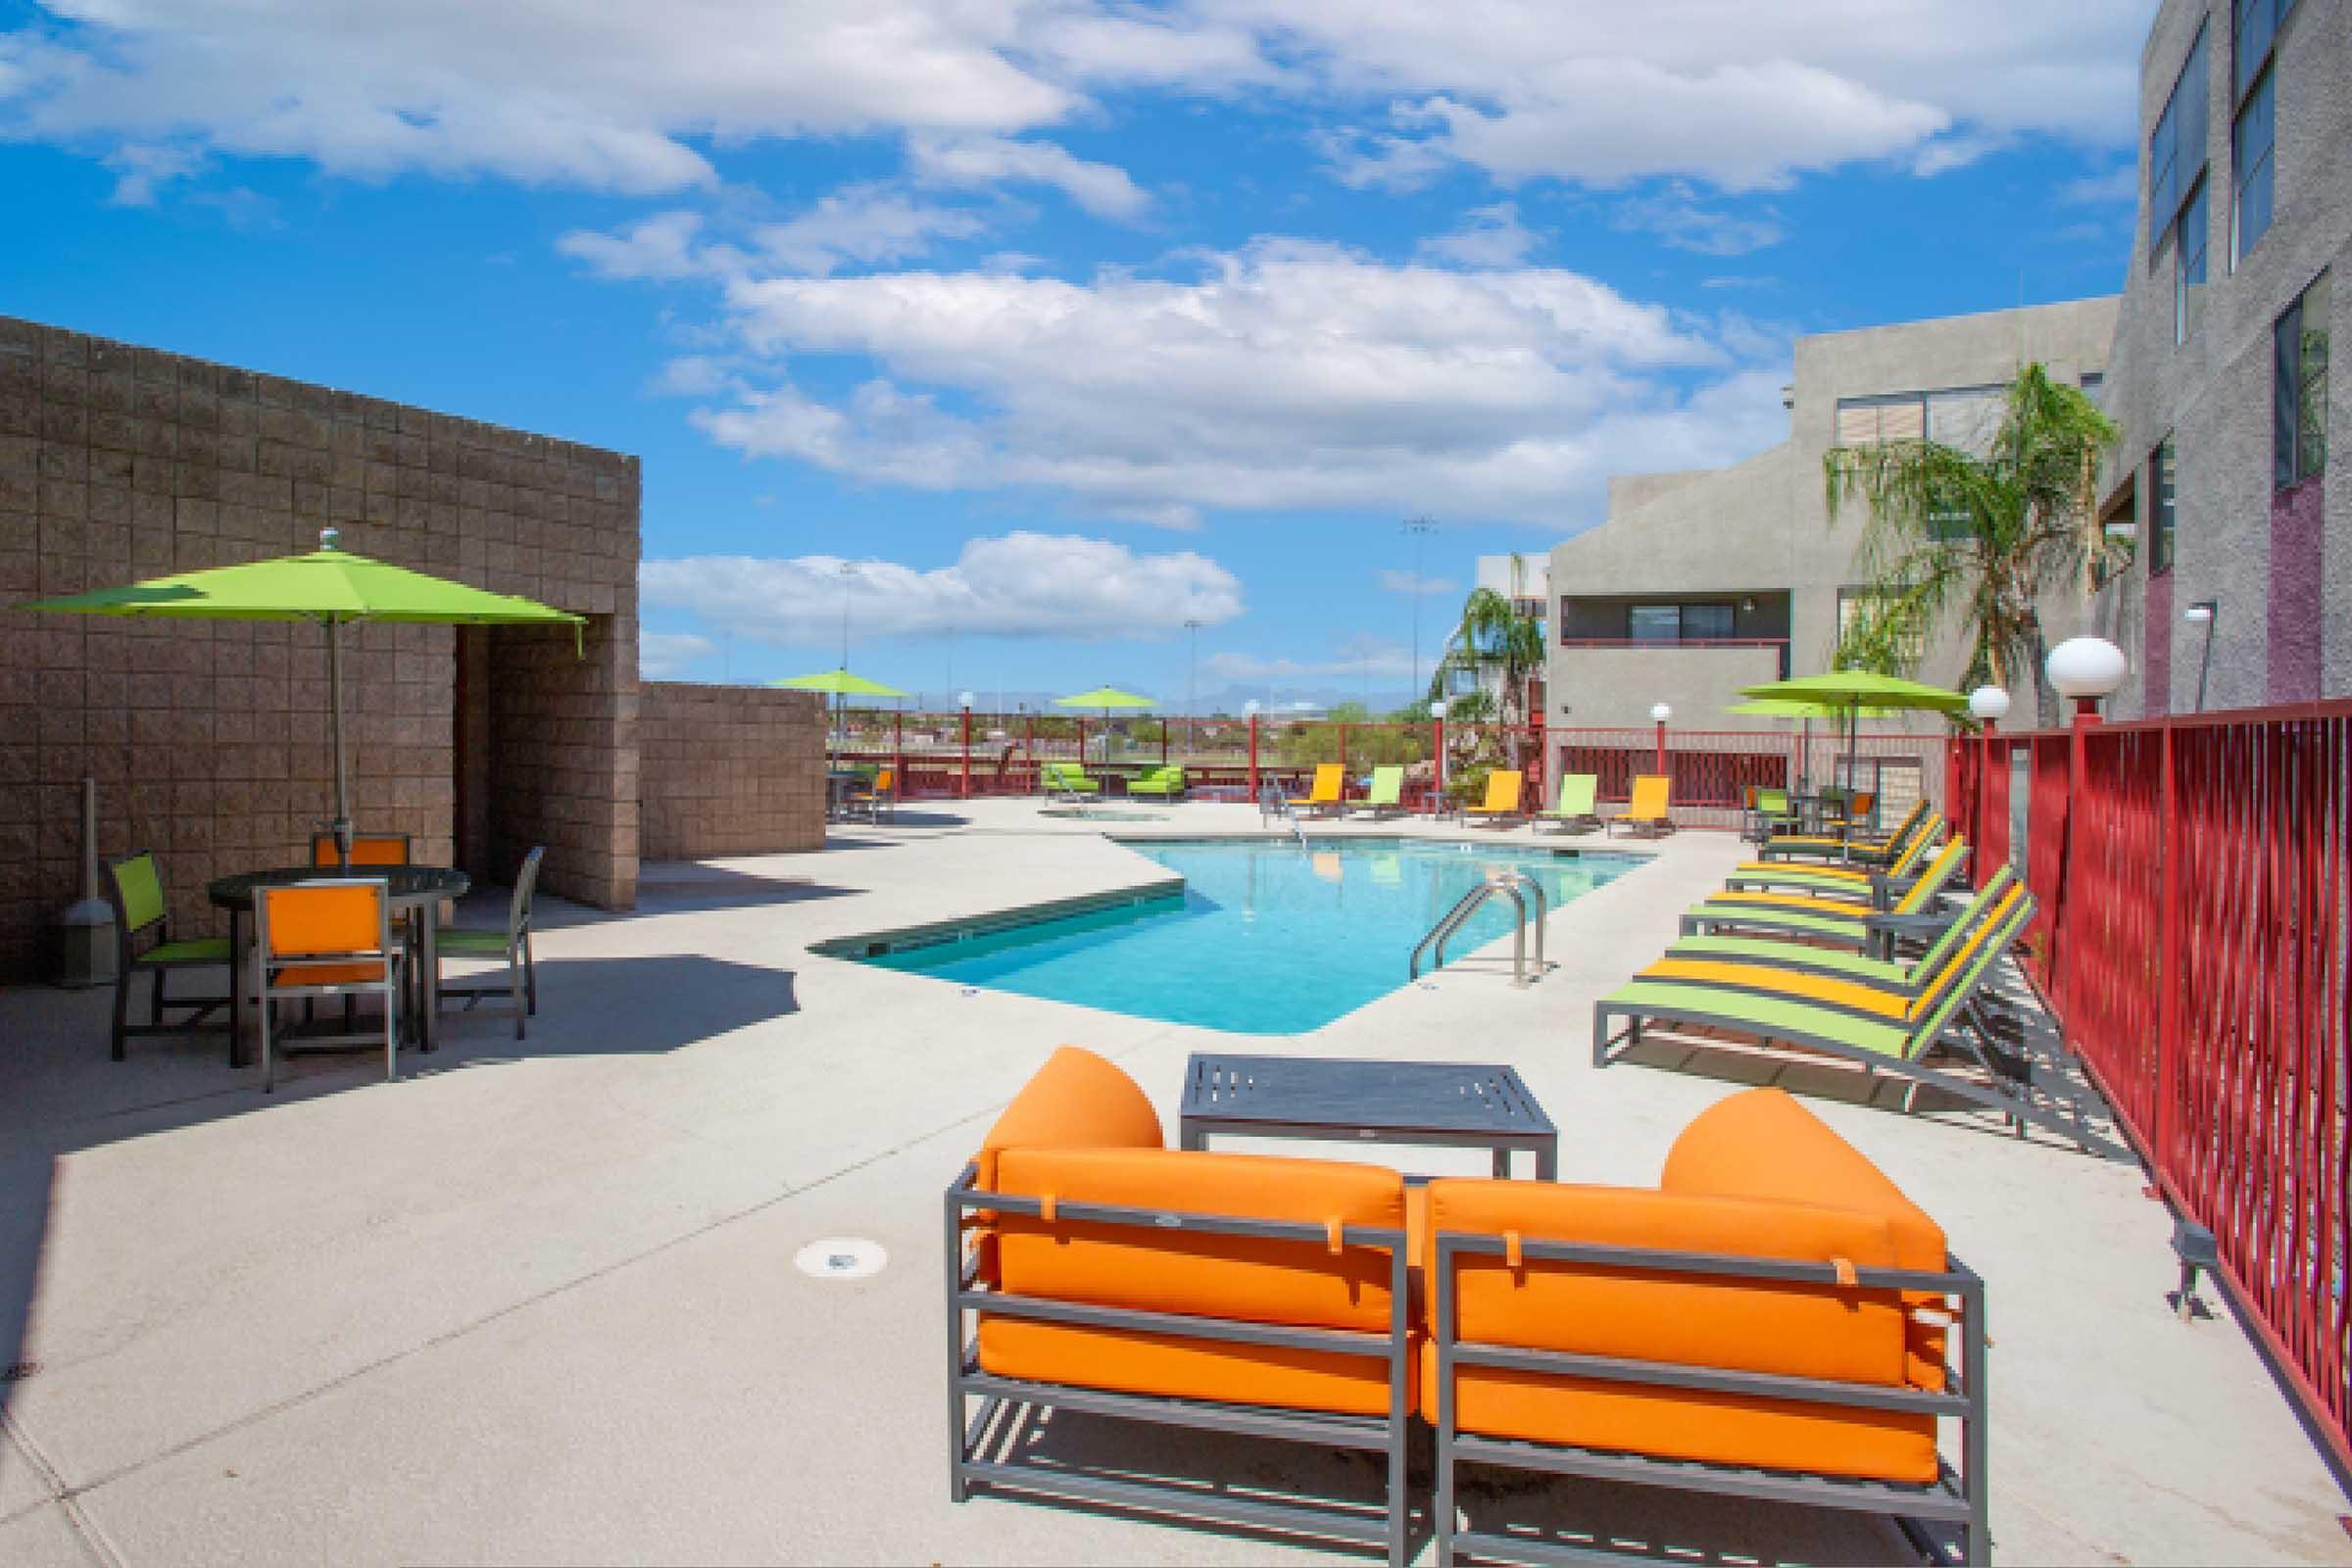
[948,1049,1985,1568]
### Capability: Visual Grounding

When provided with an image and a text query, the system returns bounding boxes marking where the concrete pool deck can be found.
[0,798,2345,1564]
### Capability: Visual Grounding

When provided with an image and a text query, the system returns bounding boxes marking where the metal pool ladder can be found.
[1410,870,1547,986]
[1258,781,1308,849]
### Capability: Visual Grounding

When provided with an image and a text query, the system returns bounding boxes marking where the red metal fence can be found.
[821,709,1947,826]
[1948,702,2352,1475]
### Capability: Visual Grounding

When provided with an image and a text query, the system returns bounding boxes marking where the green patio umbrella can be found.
[24,526,583,867]
[772,667,909,756]
[1053,686,1154,713]
[1740,671,1967,800]
[1726,697,1891,791]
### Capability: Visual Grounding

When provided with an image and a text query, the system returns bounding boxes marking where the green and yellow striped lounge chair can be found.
[1127,764,1188,799]
[1595,886,2114,1152]
[1762,798,1931,863]
[1040,760,1102,800]
[1681,860,2006,952]
[1721,827,1956,903]
[1651,869,2016,1003]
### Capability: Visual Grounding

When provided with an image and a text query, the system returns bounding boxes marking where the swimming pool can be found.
[851,837,1642,1034]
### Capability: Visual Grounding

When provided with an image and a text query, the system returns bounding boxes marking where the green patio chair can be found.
[1762,798,1928,863]
[102,849,232,1061]
[1741,786,1800,845]
[1040,760,1101,801]
[1127,765,1188,799]
[1536,772,1600,834]
[1723,831,1960,905]
[1349,764,1406,818]
[1681,861,2005,954]
[1597,886,2115,1153]
[436,846,542,1041]
[1655,866,2015,1002]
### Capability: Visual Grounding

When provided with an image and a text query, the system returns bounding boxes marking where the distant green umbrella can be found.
[24,526,582,866]
[1740,671,1966,796]
[1053,686,1154,712]
[773,667,908,755]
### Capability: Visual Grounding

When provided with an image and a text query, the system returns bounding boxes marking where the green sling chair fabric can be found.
[1724,831,1959,900]
[1761,797,1931,862]
[1680,860,2004,952]
[1350,765,1405,816]
[1539,773,1600,825]
[1659,868,2014,999]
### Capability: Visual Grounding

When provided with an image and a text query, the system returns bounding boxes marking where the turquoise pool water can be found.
[858,838,1642,1034]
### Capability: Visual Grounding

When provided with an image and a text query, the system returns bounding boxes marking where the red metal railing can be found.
[1946,701,2352,1474]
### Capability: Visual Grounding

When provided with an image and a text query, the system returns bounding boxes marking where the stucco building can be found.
[2090,0,2346,717]
[1544,298,2121,751]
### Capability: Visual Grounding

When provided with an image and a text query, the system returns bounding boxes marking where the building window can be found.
[2176,179,2209,343]
[1626,603,1737,645]
[2079,370,2106,400]
[2275,269,2330,490]
[2149,438,2178,574]
[2149,23,2209,256]
[1833,393,1925,446]
[1837,587,1924,667]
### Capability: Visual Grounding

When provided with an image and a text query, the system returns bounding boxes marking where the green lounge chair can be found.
[1740,785,1800,845]
[1127,764,1187,799]
[1724,833,1962,904]
[1654,867,2015,1002]
[1681,860,2005,954]
[1596,887,2117,1153]
[1761,798,1929,863]
[1040,761,1101,801]
[1349,764,1406,818]
[1535,772,1600,834]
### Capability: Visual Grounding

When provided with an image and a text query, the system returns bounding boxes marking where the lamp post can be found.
[1185,616,1202,766]
[1430,698,1447,812]
[2046,637,2129,726]
[957,690,974,799]
[1966,685,2009,864]
[2183,600,2218,713]
[1650,702,1671,775]
[1402,516,1436,702]
[1245,699,1261,802]
[2043,638,2126,987]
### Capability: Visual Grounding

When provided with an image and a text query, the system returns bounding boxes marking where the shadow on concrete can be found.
[0,941,803,1466]
[630,865,863,912]
[866,808,972,829]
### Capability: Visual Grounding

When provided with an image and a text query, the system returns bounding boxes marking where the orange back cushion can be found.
[262,883,385,957]
[1425,1179,1907,1388]
[993,1147,1405,1333]
[974,1045,1162,1189]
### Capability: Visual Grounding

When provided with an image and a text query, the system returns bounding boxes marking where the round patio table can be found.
[208,865,471,1062]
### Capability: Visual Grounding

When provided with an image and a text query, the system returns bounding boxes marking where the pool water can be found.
[859,838,1642,1034]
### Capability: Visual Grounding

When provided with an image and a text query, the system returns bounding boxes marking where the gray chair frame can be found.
[308,830,416,868]
[252,877,403,1093]
[102,848,232,1062]
[945,1163,1415,1565]
[436,846,542,1040]
[1430,1231,1988,1566]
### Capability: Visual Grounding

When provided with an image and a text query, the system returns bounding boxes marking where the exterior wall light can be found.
[2045,636,2128,721]
[2182,601,2216,624]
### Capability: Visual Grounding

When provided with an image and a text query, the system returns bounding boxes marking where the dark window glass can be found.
[2234,67,2275,263]
[2150,439,2178,573]
[2276,270,2331,489]
[2177,179,2209,342]
[2235,0,2277,96]
[1682,604,1735,641]
[2150,24,2210,252]
[1628,605,1679,645]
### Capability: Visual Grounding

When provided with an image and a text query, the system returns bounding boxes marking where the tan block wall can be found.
[639,683,826,859]
[0,314,641,982]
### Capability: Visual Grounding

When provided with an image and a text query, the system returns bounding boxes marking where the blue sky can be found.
[0,1,2153,710]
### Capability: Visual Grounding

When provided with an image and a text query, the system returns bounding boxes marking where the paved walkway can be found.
[0,800,2344,1564]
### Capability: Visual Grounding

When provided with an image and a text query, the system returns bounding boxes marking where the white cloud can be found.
[1207,637,1416,685]
[1417,202,1539,268]
[1,2,2148,202]
[2059,164,2138,206]
[750,185,989,276]
[679,236,1785,529]
[1377,569,1457,597]
[907,133,1149,219]
[1612,183,1785,256]
[556,210,710,280]
[101,139,203,203]
[640,531,1245,644]
[640,631,717,678]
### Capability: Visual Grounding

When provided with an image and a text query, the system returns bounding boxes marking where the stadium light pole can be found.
[1401,516,1437,705]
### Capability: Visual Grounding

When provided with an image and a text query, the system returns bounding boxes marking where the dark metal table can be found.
[208,865,470,1062]
[1179,1053,1558,1179]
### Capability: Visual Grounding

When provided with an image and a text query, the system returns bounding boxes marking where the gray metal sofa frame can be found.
[1430,1231,1989,1566]
[945,1162,1415,1564]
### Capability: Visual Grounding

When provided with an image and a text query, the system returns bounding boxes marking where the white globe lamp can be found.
[1967,685,2010,730]
[1429,699,1447,720]
[2045,636,2128,721]
[1649,703,1672,723]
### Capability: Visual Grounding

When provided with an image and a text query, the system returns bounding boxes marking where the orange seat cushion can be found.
[1662,1087,1949,1390]
[1421,1178,1936,1484]
[979,1319,1416,1418]
[973,1044,1162,1189]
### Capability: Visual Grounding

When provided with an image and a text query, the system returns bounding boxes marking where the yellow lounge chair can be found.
[1608,773,1671,837]
[1287,762,1346,815]
[1463,768,1525,826]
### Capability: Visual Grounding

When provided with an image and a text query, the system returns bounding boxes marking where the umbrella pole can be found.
[326,617,353,871]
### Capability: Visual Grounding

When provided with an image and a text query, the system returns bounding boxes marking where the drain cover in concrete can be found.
[795,1237,887,1281]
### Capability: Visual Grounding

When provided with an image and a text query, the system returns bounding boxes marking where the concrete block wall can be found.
[0,314,641,982]
[639,683,826,860]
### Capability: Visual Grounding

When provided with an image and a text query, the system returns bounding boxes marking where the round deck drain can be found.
[795,1237,887,1281]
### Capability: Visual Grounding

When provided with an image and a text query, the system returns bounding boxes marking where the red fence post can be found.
[1023,713,1033,793]
[1247,714,1259,800]
[1653,714,1666,774]
[2154,720,2179,1169]
[1432,715,1445,812]
[893,710,905,793]
[958,705,971,799]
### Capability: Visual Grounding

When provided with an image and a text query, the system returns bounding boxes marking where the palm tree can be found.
[1824,364,2120,727]
[1430,573,1544,728]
